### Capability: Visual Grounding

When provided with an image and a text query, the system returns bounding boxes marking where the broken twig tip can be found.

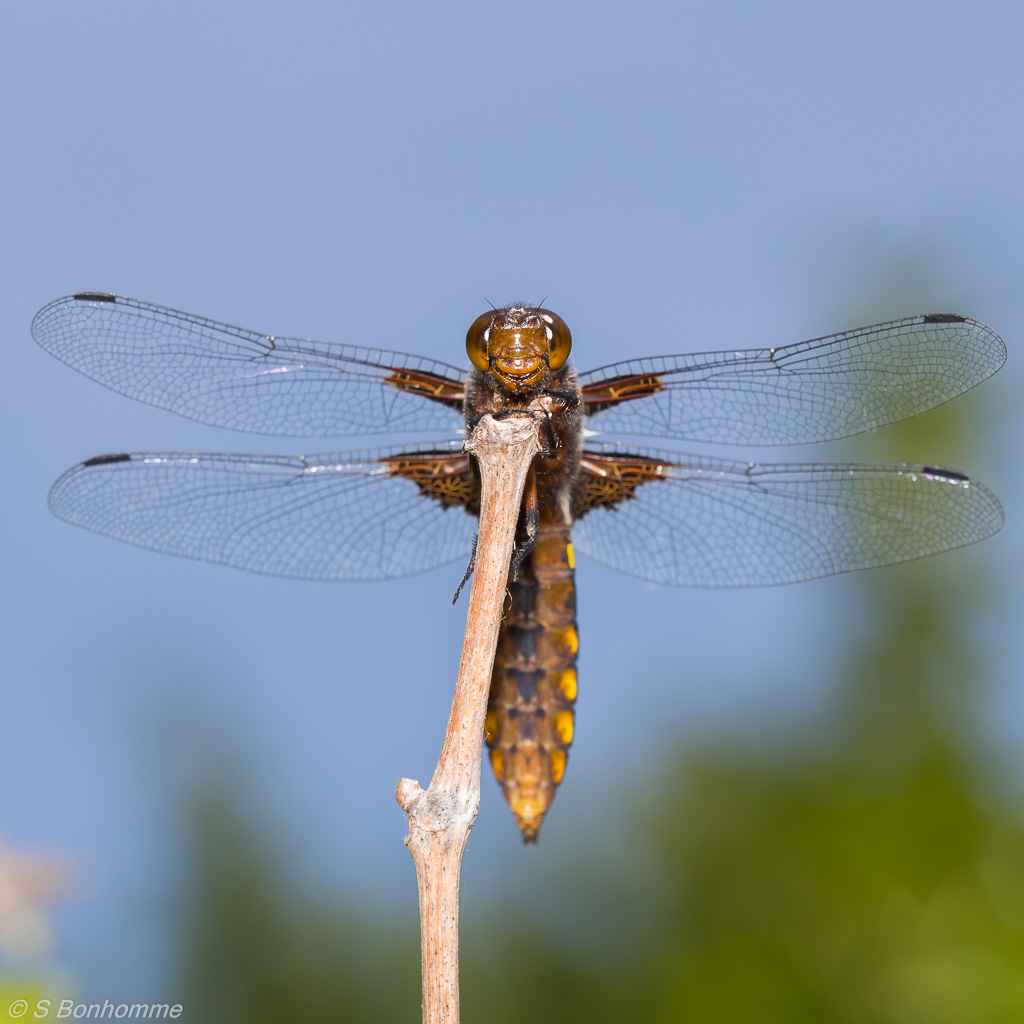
[396,777,425,813]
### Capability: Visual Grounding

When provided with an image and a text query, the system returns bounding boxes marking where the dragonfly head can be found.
[466,306,572,391]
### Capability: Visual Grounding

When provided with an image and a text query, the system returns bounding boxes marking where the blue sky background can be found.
[1,0,1022,999]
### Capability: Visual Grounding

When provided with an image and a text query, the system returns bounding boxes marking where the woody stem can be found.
[396,410,543,1024]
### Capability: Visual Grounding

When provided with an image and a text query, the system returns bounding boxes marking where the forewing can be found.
[32,293,468,436]
[580,314,1005,445]
[49,442,479,581]
[572,444,1003,587]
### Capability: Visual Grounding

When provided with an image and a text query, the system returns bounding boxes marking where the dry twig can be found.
[396,410,543,1024]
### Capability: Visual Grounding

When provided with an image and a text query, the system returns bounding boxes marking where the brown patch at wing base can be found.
[384,368,465,410]
[581,373,665,413]
[576,453,671,515]
[381,452,479,513]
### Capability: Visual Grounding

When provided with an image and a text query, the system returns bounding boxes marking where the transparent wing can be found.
[580,314,1006,445]
[572,444,1003,587]
[49,442,478,581]
[32,293,468,436]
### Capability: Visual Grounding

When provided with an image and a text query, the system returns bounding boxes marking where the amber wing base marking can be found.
[384,368,466,410]
[382,453,480,514]
[580,373,665,414]
[576,453,669,515]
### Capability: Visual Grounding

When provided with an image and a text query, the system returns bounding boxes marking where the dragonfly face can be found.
[33,293,1006,841]
[465,306,573,392]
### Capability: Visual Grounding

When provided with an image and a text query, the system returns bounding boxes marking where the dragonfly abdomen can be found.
[485,522,578,843]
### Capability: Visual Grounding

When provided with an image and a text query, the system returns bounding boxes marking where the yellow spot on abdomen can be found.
[561,625,579,656]
[552,709,574,745]
[566,542,575,569]
[484,710,500,745]
[549,748,567,783]
[556,667,578,702]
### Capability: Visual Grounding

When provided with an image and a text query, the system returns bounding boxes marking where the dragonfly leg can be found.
[539,385,579,411]
[510,466,539,582]
[452,534,478,604]
[537,415,560,458]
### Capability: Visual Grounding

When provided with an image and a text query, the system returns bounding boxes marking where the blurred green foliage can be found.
[176,783,421,1023]
[175,292,1020,1022]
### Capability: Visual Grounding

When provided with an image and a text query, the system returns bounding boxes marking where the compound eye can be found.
[538,309,572,369]
[465,311,493,371]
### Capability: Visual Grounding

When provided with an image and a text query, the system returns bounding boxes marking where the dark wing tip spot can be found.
[72,292,117,303]
[82,452,132,467]
[922,313,967,324]
[922,465,970,483]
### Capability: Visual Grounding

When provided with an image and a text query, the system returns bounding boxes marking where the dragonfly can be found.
[33,293,1005,842]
